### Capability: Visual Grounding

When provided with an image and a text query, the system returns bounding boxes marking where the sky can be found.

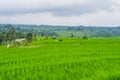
[0,0,120,26]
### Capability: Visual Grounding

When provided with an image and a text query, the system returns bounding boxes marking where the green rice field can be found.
[0,38,120,80]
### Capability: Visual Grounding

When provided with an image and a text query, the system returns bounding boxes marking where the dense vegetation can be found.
[0,24,120,38]
[0,37,120,80]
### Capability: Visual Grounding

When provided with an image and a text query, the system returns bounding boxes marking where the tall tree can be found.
[7,27,16,41]
[26,33,33,42]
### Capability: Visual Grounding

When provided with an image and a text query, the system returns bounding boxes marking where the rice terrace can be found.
[0,28,120,80]
[0,24,120,80]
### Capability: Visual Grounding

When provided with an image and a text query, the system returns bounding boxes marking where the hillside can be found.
[0,24,120,37]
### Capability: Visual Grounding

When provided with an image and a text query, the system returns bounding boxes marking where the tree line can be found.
[0,25,58,45]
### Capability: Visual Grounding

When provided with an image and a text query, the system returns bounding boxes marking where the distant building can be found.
[15,38,27,44]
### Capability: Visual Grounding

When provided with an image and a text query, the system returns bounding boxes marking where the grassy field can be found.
[0,38,120,80]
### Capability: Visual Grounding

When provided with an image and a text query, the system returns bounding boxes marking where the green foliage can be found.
[82,36,88,40]
[16,32,25,38]
[7,27,16,41]
[26,33,33,42]
[1,24,120,38]
[0,38,120,80]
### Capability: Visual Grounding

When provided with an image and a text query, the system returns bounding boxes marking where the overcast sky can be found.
[0,0,120,26]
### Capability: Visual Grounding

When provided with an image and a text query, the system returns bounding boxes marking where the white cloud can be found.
[0,11,120,26]
[0,0,120,26]
[0,0,114,15]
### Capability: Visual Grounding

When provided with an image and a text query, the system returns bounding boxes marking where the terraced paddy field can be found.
[0,38,120,80]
